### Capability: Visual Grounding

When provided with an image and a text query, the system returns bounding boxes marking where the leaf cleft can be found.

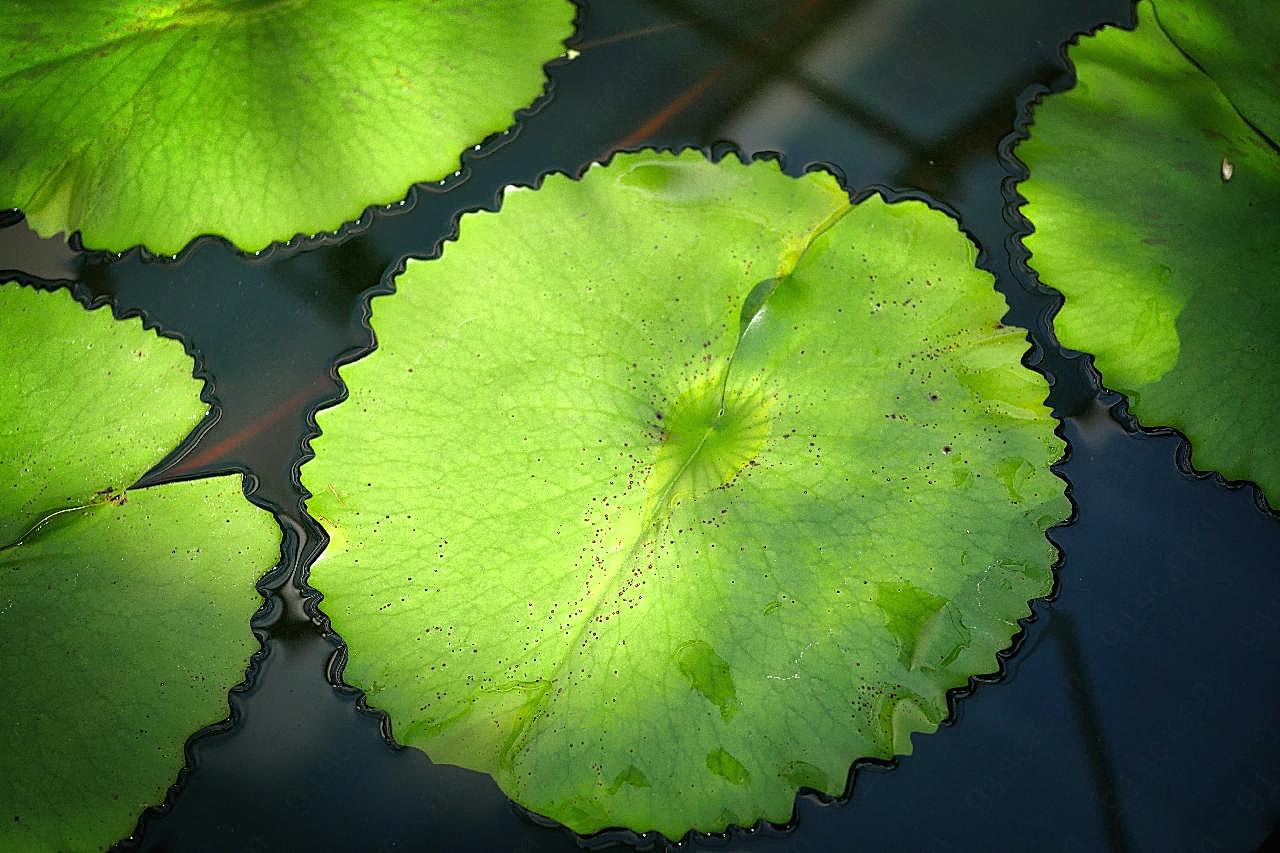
[0,488,124,553]
[1148,4,1280,155]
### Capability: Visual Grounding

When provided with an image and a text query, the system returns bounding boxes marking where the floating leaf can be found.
[0,1,575,254]
[1018,0,1280,502]
[303,151,1066,837]
[0,284,280,850]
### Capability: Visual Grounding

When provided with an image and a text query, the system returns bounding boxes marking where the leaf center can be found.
[647,376,771,516]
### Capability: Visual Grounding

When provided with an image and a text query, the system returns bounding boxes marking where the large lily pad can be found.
[303,151,1067,837]
[0,0,575,254]
[1017,0,1280,503]
[0,283,280,850]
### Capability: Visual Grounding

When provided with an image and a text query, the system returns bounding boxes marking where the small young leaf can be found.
[303,151,1066,837]
[0,284,280,850]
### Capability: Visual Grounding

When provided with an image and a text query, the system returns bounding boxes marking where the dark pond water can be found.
[2,0,1278,850]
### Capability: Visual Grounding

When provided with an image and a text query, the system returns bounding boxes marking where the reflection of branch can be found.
[637,0,1039,205]
[640,0,908,149]
[577,14,740,51]
[615,59,733,149]
[1054,612,1133,853]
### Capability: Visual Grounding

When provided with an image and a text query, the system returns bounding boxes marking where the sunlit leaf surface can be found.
[304,151,1067,837]
[1019,0,1280,503]
[0,0,575,254]
[0,284,280,850]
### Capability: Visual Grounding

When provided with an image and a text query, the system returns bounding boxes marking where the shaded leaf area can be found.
[0,283,279,851]
[303,151,1066,838]
[1018,0,1280,503]
[0,0,575,254]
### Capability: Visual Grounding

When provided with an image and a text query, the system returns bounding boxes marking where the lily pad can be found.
[0,283,280,850]
[1017,0,1280,503]
[303,151,1067,837]
[0,0,575,254]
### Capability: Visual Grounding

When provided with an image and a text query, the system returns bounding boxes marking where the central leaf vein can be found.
[496,202,853,762]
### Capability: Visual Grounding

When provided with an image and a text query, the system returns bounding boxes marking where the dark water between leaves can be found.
[2,0,1278,850]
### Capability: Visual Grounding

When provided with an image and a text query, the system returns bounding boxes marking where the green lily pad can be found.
[1017,0,1280,503]
[0,0,575,254]
[303,151,1067,837]
[0,283,280,850]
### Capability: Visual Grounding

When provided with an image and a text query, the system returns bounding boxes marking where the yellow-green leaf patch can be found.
[303,151,1067,837]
